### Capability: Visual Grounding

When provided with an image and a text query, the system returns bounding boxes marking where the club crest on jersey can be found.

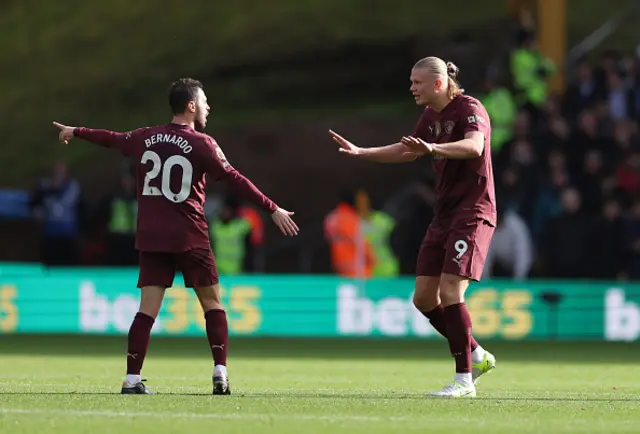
[444,121,455,135]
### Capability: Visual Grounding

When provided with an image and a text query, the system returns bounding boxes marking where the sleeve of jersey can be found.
[461,102,490,136]
[204,139,279,214]
[73,127,142,156]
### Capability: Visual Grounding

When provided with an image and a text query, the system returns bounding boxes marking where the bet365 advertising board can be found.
[0,265,638,341]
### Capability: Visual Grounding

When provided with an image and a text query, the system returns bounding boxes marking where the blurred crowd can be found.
[24,26,640,281]
[392,30,640,281]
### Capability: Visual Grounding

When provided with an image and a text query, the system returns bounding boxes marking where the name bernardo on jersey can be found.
[144,133,192,154]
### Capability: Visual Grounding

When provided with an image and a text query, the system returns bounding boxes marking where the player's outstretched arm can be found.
[400,132,484,160]
[223,171,299,236]
[329,130,419,163]
[53,121,136,154]
[430,131,484,159]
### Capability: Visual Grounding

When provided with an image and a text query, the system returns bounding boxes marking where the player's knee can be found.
[194,284,223,312]
[439,274,469,306]
[412,277,440,312]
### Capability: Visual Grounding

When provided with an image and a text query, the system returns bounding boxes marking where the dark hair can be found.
[168,78,203,115]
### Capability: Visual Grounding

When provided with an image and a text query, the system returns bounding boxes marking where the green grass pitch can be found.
[0,335,638,433]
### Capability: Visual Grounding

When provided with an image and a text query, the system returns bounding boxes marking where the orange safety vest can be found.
[324,203,374,278]
[239,206,264,245]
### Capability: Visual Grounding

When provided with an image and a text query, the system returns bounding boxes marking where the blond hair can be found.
[413,56,464,99]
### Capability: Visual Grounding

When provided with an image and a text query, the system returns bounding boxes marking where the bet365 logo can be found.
[605,289,640,342]
[336,284,437,337]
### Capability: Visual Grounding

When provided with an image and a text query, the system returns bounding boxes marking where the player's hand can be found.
[271,208,299,236]
[329,130,362,156]
[52,121,76,145]
[401,136,433,155]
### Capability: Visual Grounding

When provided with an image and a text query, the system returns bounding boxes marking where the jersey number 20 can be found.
[141,150,193,203]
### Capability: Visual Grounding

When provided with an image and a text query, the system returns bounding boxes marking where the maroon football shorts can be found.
[416,218,495,281]
[137,248,219,288]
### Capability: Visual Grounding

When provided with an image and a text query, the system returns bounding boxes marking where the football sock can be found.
[443,303,473,374]
[422,304,480,352]
[471,345,486,364]
[214,365,228,378]
[126,312,155,376]
[205,309,228,367]
[125,374,141,385]
[454,373,473,388]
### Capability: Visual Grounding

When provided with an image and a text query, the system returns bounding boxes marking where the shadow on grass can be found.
[0,335,639,364]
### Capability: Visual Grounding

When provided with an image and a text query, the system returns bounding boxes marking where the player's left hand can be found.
[271,208,299,236]
[401,136,433,155]
[52,121,76,144]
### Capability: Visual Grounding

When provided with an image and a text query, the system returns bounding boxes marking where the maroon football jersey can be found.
[413,95,497,226]
[74,123,278,252]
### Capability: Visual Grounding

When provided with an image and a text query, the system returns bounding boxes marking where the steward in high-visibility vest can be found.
[364,210,399,277]
[481,80,516,153]
[210,199,252,275]
[105,173,138,265]
[324,191,374,278]
[109,198,137,234]
[355,190,399,277]
[511,30,555,108]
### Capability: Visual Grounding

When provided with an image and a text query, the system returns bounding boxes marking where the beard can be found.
[194,108,207,132]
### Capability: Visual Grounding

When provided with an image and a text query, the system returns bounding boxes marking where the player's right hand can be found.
[329,130,362,156]
[271,208,299,236]
[52,121,76,145]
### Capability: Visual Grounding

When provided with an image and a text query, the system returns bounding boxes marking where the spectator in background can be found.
[357,190,399,277]
[510,28,555,117]
[480,72,516,155]
[531,165,569,237]
[606,71,634,122]
[563,58,601,120]
[568,110,603,172]
[324,190,374,278]
[594,50,620,95]
[577,149,607,214]
[624,199,640,279]
[30,161,82,265]
[540,187,592,278]
[483,207,533,280]
[615,151,640,197]
[209,197,253,276]
[394,176,436,274]
[238,202,266,272]
[589,198,626,280]
[101,172,138,266]
[496,167,528,218]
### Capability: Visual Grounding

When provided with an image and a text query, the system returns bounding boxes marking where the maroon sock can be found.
[421,304,478,351]
[126,312,155,375]
[205,309,228,366]
[443,303,473,373]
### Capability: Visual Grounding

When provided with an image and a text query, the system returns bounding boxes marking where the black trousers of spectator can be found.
[42,235,78,266]
[106,233,138,266]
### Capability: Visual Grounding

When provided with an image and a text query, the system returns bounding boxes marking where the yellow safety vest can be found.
[364,211,399,277]
[109,198,137,234]
[210,218,251,275]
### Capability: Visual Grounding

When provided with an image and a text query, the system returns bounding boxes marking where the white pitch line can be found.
[0,408,454,424]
